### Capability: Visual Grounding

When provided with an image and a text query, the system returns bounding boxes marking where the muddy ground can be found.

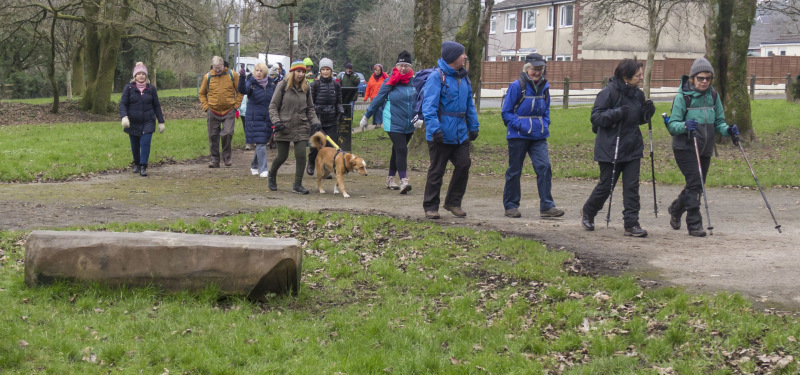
[1,145,798,310]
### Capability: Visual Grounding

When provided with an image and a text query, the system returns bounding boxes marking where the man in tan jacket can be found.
[199,56,242,167]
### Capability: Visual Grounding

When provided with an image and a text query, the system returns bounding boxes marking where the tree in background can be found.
[706,0,757,142]
[454,0,493,112]
[580,0,704,97]
[348,0,413,68]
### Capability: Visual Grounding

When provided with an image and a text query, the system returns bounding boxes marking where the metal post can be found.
[563,76,570,109]
[786,73,792,102]
[289,12,294,62]
[749,74,756,100]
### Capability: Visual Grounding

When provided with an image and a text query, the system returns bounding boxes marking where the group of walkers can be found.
[118,41,740,238]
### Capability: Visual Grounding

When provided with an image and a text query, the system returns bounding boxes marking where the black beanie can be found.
[441,41,465,64]
[397,50,412,65]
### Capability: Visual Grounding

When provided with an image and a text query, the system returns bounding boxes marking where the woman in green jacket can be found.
[665,57,739,237]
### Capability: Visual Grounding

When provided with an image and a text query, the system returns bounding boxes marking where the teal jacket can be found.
[667,75,731,156]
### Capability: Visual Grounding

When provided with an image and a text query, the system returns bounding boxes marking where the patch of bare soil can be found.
[1,147,798,311]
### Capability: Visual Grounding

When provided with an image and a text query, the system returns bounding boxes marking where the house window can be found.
[490,15,496,34]
[780,49,787,56]
[768,50,775,57]
[522,9,536,31]
[488,56,497,62]
[505,12,517,32]
[556,55,572,61]
[560,5,573,27]
[547,7,554,29]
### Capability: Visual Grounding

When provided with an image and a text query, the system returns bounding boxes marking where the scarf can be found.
[135,82,147,93]
[255,76,270,89]
[519,71,545,94]
[386,67,414,86]
[373,71,388,80]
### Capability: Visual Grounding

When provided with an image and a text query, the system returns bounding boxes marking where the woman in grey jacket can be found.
[268,61,321,194]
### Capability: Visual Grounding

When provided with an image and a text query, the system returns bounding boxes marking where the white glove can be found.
[414,119,424,129]
[121,116,130,129]
[359,116,368,128]
[158,123,165,134]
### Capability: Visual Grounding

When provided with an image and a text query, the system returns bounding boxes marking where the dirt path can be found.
[1,149,798,309]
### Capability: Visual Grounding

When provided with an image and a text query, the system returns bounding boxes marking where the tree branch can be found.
[255,0,298,9]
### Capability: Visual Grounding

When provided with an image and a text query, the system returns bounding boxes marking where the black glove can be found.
[273,123,285,132]
[642,100,655,121]
[338,112,345,123]
[614,104,631,123]
[311,123,321,133]
[432,131,444,144]
[469,131,479,141]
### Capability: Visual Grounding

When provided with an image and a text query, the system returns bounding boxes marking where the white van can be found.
[236,54,290,75]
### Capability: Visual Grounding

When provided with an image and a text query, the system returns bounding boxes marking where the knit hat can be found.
[525,53,546,67]
[319,58,334,71]
[344,63,353,70]
[290,60,307,72]
[132,62,148,77]
[268,65,281,76]
[441,41,465,64]
[689,57,714,77]
[303,57,314,66]
[396,50,412,65]
[373,63,384,71]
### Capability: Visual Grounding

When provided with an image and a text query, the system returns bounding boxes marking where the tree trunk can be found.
[643,11,659,98]
[409,0,442,156]
[48,8,59,114]
[149,48,157,89]
[81,0,131,114]
[706,0,757,142]
[455,0,494,113]
[72,43,85,97]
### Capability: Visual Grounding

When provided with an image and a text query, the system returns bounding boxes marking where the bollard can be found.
[786,73,792,102]
[563,77,570,109]
[750,74,756,100]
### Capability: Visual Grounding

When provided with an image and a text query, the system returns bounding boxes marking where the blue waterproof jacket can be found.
[119,83,164,137]
[238,75,276,144]
[422,58,479,144]
[501,75,551,140]
[365,79,417,134]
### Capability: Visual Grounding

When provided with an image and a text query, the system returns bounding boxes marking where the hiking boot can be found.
[268,174,277,191]
[688,227,707,237]
[250,168,259,175]
[581,208,595,231]
[540,207,565,218]
[668,205,682,230]
[399,178,412,194]
[624,226,648,237]
[139,164,148,177]
[209,161,220,168]
[292,183,309,195]
[306,162,315,176]
[224,159,232,167]
[504,207,521,218]
[386,176,400,190]
[443,205,467,217]
[132,164,140,173]
[425,211,440,219]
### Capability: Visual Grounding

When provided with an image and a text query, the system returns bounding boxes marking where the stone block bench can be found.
[24,230,302,301]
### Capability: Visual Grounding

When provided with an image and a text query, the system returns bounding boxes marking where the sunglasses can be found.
[695,76,713,82]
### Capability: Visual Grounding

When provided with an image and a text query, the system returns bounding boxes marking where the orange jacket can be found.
[364,73,386,101]
[198,68,242,113]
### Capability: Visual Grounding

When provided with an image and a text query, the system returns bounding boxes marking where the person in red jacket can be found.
[362,63,387,130]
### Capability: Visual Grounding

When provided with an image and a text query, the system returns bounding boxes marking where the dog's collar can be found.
[333,149,350,174]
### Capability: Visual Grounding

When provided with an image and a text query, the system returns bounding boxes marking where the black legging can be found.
[269,140,307,185]
[388,132,413,174]
[308,124,338,166]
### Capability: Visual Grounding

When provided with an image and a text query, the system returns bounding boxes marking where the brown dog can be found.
[309,132,368,198]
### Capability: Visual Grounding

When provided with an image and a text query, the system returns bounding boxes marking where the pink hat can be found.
[132,63,148,78]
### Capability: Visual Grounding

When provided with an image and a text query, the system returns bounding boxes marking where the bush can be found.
[792,75,800,101]
[157,69,178,90]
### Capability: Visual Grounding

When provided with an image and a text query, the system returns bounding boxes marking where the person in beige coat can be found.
[267,60,321,194]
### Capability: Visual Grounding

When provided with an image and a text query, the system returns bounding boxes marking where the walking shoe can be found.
[259,171,269,178]
[668,206,682,230]
[251,168,259,175]
[399,178,412,194]
[425,211,440,219]
[139,164,148,177]
[504,208,521,218]
[540,207,565,218]
[224,159,232,167]
[268,174,277,191]
[624,226,648,237]
[386,176,400,190]
[132,164,140,173]
[443,205,467,217]
[292,184,309,195]
[306,162,315,176]
[581,208,595,231]
[688,227,707,237]
[245,144,252,151]
[209,161,220,168]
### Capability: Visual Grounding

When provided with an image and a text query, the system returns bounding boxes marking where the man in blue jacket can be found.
[501,53,565,219]
[422,41,480,219]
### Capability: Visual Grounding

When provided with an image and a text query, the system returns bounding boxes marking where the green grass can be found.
[1,88,201,105]
[2,211,800,373]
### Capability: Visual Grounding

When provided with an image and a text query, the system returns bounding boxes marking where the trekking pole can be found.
[648,118,658,217]
[605,124,622,228]
[690,130,713,235]
[732,134,782,233]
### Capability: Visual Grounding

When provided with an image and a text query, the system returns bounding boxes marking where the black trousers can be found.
[583,159,641,228]
[670,150,711,230]
[423,141,471,211]
[388,132,413,173]
[308,124,338,164]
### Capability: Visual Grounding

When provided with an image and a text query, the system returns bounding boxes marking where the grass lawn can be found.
[1,88,201,105]
[2,211,800,373]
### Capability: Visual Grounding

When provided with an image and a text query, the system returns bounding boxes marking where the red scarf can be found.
[386,67,414,86]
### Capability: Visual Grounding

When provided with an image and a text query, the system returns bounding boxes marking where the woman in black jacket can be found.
[307,57,344,176]
[119,62,165,177]
[580,58,655,237]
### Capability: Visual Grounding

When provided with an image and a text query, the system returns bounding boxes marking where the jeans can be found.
[129,132,153,165]
[583,159,641,228]
[251,144,268,173]
[423,141,471,211]
[503,138,555,211]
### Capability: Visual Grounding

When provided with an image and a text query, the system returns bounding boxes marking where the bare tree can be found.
[296,19,340,63]
[409,0,442,155]
[580,0,704,97]
[348,0,414,66]
[455,0,493,112]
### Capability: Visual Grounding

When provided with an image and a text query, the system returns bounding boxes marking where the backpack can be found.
[664,89,718,131]
[500,78,550,126]
[206,70,238,101]
[411,67,471,126]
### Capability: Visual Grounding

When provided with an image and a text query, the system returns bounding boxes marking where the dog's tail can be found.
[309,131,327,150]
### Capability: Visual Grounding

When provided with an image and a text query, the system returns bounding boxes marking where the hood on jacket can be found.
[436,58,469,79]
